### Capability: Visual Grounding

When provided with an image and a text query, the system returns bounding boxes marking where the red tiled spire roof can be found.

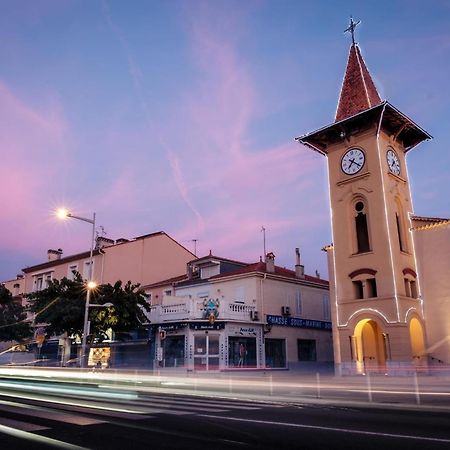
[335,44,382,122]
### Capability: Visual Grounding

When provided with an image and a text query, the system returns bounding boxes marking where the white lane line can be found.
[199,415,450,444]
[0,417,49,432]
[0,391,148,415]
[0,423,88,449]
[137,398,261,410]
[0,404,106,426]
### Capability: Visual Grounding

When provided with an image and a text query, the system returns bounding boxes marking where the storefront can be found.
[154,321,264,371]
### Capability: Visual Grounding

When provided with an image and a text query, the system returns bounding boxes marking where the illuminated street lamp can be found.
[56,208,96,368]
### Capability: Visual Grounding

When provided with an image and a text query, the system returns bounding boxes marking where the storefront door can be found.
[194,334,220,371]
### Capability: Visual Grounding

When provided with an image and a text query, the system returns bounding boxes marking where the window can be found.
[367,278,377,298]
[83,261,94,280]
[349,269,378,300]
[234,287,245,302]
[163,289,172,297]
[322,294,330,320]
[404,278,411,297]
[228,337,257,368]
[404,278,418,298]
[295,291,302,316]
[163,335,185,368]
[36,277,43,291]
[396,213,405,252]
[353,280,364,299]
[354,201,370,253]
[45,274,52,288]
[68,264,78,280]
[265,339,286,368]
[298,339,317,361]
[394,198,408,253]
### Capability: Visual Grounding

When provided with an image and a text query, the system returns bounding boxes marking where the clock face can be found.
[386,149,401,175]
[341,148,365,175]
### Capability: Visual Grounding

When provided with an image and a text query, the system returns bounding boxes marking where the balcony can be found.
[147,296,257,323]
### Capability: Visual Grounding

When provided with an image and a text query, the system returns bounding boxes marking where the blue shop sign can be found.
[267,315,331,330]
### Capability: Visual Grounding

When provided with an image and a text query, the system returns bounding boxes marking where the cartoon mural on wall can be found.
[203,298,220,324]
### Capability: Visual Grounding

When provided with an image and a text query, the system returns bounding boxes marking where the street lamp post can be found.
[57,208,96,368]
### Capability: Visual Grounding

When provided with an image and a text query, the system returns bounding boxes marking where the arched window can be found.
[354,201,370,253]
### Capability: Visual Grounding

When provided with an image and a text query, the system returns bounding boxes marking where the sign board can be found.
[189,321,225,331]
[266,315,332,330]
[156,347,163,361]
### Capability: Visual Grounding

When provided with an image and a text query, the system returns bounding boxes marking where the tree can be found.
[26,275,151,341]
[91,280,151,339]
[0,284,32,342]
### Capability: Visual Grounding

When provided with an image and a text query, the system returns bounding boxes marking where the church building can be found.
[297,19,449,375]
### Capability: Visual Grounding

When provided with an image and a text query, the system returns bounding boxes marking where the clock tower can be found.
[297,20,431,374]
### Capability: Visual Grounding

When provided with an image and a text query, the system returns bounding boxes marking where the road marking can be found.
[0,401,106,426]
[138,397,261,410]
[0,417,49,432]
[0,423,88,449]
[199,415,450,443]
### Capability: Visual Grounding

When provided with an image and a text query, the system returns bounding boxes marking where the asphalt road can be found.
[0,378,449,450]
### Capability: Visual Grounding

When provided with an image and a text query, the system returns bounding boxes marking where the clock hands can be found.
[348,158,361,169]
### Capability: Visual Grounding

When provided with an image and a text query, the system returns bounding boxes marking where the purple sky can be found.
[1,0,449,282]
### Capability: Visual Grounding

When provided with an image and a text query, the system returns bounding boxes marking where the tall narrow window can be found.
[353,280,364,299]
[410,280,418,298]
[396,213,405,252]
[296,291,302,316]
[355,201,370,253]
[367,278,377,298]
[322,294,330,320]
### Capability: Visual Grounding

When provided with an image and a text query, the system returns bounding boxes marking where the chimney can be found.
[47,248,63,261]
[295,248,305,279]
[265,252,275,273]
[96,236,114,249]
[187,263,193,279]
[315,270,321,279]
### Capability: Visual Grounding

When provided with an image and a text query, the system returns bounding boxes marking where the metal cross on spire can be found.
[345,16,361,45]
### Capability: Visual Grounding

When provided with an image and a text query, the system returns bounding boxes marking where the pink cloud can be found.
[0,81,71,258]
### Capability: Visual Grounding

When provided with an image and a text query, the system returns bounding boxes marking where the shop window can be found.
[353,280,364,299]
[297,339,317,362]
[163,335,185,368]
[228,337,256,368]
[265,339,286,368]
[354,201,370,253]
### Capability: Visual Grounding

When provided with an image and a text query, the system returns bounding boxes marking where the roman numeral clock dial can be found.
[386,148,401,175]
[341,148,365,175]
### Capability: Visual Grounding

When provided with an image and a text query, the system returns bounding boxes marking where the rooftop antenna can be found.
[96,225,106,240]
[261,226,266,257]
[345,16,361,45]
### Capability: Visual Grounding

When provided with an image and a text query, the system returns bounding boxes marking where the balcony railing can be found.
[148,298,256,323]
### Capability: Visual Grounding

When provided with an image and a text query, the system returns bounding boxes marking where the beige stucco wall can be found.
[413,224,450,364]
[22,233,193,295]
